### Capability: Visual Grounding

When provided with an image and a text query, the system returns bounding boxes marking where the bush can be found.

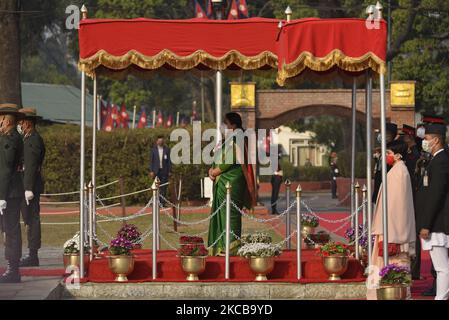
[336,151,367,179]
[259,157,331,182]
[39,124,213,204]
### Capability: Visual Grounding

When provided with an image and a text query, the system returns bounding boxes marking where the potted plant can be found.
[376,264,411,300]
[240,232,272,245]
[177,242,208,281]
[107,236,135,282]
[117,224,142,249]
[300,213,319,239]
[179,236,204,246]
[304,231,330,249]
[63,232,90,277]
[319,241,350,281]
[345,225,374,266]
[237,242,282,281]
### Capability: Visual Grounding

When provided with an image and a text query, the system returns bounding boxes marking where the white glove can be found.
[0,200,6,214]
[25,191,34,202]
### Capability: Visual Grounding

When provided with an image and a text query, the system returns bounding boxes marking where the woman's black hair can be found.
[387,139,408,159]
[225,112,243,130]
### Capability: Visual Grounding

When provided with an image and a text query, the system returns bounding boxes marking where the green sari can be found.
[207,140,250,256]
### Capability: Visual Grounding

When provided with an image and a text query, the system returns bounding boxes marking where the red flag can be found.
[100,100,108,127]
[120,103,129,129]
[228,0,239,20]
[157,111,164,127]
[194,0,207,19]
[238,0,249,18]
[137,108,147,128]
[206,0,213,18]
[166,114,173,127]
[111,104,120,129]
[102,107,114,132]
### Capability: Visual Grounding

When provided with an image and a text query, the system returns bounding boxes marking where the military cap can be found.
[425,123,446,137]
[386,122,398,136]
[402,124,415,136]
[0,103,22,116]
[422,114,445,125]
[19,107,42,120]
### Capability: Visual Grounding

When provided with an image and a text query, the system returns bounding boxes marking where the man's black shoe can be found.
[0,265,21,283]
[19,255,39,267]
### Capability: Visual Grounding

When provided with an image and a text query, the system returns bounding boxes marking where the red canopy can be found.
[78,17,386,85]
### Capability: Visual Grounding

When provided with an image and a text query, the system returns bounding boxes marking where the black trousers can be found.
[270,175,282,213]
[331,178,337,198]
[157,174,169,203]
[21,194,41,251]
[2,198,22,263]
[411,234,421,278]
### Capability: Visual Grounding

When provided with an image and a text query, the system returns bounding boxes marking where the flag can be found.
[228,0,239,20]
[238,0,249,18]
[166,114,173,127]
[111,104,119,129]
[206,0,213,18]
[102,106,114,132]
[137,107,147,128]
[120,102,129,129]
[156,111,164,127]
[100,100,108,127]
[194,0,206,18]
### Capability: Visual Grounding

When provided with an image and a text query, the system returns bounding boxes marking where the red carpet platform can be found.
[87,249,365,283]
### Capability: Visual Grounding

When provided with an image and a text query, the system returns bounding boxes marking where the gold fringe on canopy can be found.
[78,49,278,77]
[276,49,386,86]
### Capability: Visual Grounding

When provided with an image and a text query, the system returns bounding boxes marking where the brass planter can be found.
[249,257,275,281]
[180,256,207,281]
[322,255,349,281]
[300,225,315,239]
[107,255,135,282]
[377,285,408,300]
[63,253,90,278]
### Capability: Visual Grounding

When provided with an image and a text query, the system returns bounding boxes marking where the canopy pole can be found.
[79,70,86,278]
[92,76,97,238]
[216,71,222,143]
[350,79,357,228]
[365,70,373,267]
[379,73,389,266]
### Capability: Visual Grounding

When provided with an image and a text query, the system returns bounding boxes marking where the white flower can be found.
[63,232,80,250]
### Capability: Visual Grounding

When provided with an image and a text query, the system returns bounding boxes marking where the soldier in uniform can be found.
[0,104,24,283]
[372,122,397,203]
[329,152,339,199]
[17,108,45,267]
[416,123,449,300]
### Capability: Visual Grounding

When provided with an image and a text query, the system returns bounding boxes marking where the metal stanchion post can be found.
[296,185,302,280]
[83,184,89,250]
[156,178,160,250]
[225,181,231,280]
[88,181,94,261]
[362,185,367,228]
[285,179,291,250]
[152,177,160,280]
[354,182,360,260]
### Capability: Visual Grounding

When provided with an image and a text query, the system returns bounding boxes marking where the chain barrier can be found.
[161,200,225,225]
[95,195,153,222]
[41,179,119,197]
[231,200,296,222]
[159,194,212,212]
[301,199,366,224]
[159,220,210,237]
[96,186,153,202]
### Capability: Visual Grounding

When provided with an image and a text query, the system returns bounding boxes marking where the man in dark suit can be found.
[372,122,397,202]
[0,103,24,283]
[149,135,171,203]
[17,108,45,267]
[416,123,449,300]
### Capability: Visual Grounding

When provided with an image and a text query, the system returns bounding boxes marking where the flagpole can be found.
[132,105,137,129]
[97,95,101,131]
[176,112,180,126]
[152,109,156,128]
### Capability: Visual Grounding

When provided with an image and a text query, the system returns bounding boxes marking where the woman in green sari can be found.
[207,113,256,256]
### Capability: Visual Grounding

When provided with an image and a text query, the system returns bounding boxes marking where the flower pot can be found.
[300,225,315,239]
[63,253,90,278]
[107,255,135,282]
[180,256,207,281]
[322,255,349,281]
[376,285,408,300]
[132,244,142,250]
[248,256,275,281]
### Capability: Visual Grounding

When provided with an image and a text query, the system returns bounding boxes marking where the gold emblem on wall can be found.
[390,81,415,107]
[230,82,255,108]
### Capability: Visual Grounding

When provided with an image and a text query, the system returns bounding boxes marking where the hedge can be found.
[39,124,213,204]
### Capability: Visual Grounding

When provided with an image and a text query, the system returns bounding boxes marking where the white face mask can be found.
[417,127,425,139]
[377,134,382,144]
[17,124,24,135]
[422,139,432,153]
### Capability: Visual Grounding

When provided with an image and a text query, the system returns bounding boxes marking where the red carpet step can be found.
[87,249,365,283]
